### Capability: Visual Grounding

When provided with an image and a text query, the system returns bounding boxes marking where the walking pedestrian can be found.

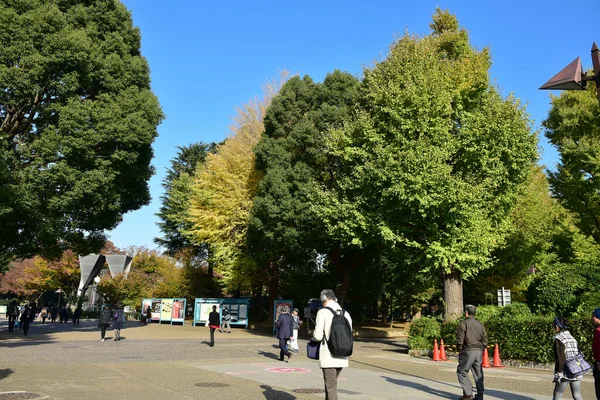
[456,304,487,400]
[312,289,353,400]
[553,317,584,400]
[73,306,81,326]
[98,305,113,341]
[220,306,231,333]
[113,305,124,341]
[59,306,67,323]
[275,306,294,362]
[50,306,58,322]
[591,308,600,399]
[20,304,32,336]
[290,308,302,352]
[40,307,48,324]
[6,300,19,333]
[208,305,220,347]
[145,305,152,325]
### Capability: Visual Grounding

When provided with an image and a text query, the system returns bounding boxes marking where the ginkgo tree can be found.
[313,9,537,320]
[185,72,289,294]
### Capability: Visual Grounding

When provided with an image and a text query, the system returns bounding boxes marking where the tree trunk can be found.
[329,246,362,307]
[443,269,463,321]
[267,261,279,320]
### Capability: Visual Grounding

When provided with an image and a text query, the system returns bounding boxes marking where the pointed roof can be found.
[540,57,585,90]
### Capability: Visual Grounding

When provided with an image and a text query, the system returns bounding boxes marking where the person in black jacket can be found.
[208,305,220,347]
[275,306,294,362]
[456,304,487,400]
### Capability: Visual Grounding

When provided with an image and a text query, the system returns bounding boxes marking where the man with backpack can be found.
[312,289,353,400]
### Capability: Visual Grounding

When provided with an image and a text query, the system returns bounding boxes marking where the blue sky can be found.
[109,0,599,250]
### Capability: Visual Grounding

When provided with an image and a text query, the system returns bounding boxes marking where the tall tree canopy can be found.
[314,9,537,320]
[249,71,360,306]
[0,0,163,261]
[185,73,288,292]
[155,143,216,256]
[544,80,600,242]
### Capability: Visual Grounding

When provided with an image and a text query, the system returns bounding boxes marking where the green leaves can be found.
[0,0,162,260]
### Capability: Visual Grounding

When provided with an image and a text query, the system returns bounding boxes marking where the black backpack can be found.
[325,307,353,357]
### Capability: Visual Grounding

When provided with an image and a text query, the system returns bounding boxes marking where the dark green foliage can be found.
[407,316,441,350]
[544,82,600,242]
[155,142,216,255]
[528,263,592,316]
[0,0,163,260]
[248,71,360,299]
[497,302,532,318]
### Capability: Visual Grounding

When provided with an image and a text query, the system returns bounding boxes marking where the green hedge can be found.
[409,313,595,363]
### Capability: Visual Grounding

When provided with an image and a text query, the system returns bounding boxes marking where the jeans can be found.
[221,319,230,333]
[100,324,108,339]
[210,327,216,346]
[553,379,582,400]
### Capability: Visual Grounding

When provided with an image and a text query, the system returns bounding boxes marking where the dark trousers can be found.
[594,363,600,399]
[210,327,216,346]
[22,320,30,336]
[279,338,290,360]
[323,367,342,400]
[457,349,484,400]
[73,318,79,325]
[8,316,16,332]
[100,324,108,339]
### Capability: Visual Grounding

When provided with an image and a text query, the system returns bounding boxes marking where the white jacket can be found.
[312,301,352,368]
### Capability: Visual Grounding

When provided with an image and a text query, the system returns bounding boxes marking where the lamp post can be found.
[55,288,63,309]
[540,42,600,105]
[91,276,101,310]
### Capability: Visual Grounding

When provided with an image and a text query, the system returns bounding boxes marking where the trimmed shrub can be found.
[408,317,441,350]
[497,302,531,318]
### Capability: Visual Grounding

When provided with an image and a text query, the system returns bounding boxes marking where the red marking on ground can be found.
[266,367,312,374]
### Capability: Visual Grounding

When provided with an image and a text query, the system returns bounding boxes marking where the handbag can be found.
[307,340,320,360]
[565,352,592,378]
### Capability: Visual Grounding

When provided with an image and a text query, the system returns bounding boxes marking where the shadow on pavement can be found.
[484,389,538,400]
[260,384,296,400]
[382,376,456,399]
[0,368,13,381]
[258,350,280,360]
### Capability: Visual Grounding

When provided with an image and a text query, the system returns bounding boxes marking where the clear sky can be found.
[109,0,599,250]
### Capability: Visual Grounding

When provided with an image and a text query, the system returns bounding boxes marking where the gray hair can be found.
[320,289,336,303]
[465,305,476,316]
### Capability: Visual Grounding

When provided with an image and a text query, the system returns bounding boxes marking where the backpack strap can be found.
[325,306,342,316]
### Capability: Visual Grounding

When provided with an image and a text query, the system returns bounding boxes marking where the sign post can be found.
[497,287,511,307]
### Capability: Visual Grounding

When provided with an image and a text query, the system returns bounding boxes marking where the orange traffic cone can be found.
[440,339,447,361]
[492,343,504,367]
[432,339,441,361]
[482,347,491,368]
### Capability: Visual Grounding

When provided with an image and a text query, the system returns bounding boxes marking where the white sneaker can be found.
[101,338,106,341]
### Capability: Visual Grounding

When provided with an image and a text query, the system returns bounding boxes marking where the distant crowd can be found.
[6,300,83,336]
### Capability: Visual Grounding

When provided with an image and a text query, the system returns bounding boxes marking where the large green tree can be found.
[249,71,360,307]
[314,9,537,320]
[544,80,600,242]
[155,143,216,256]
[0,0,163,261]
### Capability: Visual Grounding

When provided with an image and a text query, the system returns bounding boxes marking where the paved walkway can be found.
[0,318,593,399]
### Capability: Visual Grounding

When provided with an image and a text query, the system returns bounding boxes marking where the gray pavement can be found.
[0,318,593,399]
